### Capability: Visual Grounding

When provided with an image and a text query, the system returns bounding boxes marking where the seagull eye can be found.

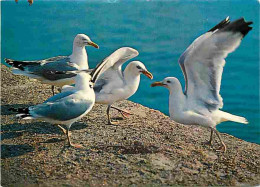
[136,65,141,69]
[89,84,93,88]
[167,80,171,83]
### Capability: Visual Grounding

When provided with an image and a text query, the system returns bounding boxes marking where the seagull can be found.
[9,56,109,148]
[5,34,99,95]
[151,17,252,152]
[62,47,153,125]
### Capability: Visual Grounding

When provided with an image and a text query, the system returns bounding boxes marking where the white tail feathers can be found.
[219,111,248,124]
[15,114,34,120]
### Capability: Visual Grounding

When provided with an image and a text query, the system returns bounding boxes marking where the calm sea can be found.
[1,0,259,144]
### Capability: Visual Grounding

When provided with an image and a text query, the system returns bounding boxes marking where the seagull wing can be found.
[44,90,76,103]
[93,47,139,93]
[29,94,92,121]
[178,17,252,112]
[5,56,81,81]
[40,59,80,81]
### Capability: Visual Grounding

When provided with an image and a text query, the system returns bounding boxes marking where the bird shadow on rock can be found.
[70,121,88,131]
[111,117,124,121]
[1,121,88,141]
[1,104,32,115]
[91,142,161,155]
[1,144,35,159]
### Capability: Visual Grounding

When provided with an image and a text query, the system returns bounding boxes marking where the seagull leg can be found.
[110,106,133,118]
[51,85,55,96]
[57,125,71,136]
[212,128,226,152]
[64,127,83,149]
[204,129,214,146]
[106,105,119,125]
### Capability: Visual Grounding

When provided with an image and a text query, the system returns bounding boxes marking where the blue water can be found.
[1,0,259,144]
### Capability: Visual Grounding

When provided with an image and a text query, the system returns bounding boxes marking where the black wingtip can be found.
[9,107,29,114]
[208,17,253,38]
[219,17,253,37]
[208,16,230,32]
[4,58,13,64]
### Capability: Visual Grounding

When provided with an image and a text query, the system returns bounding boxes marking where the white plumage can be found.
[62,47,153,125]
[151,17,252,152]
[5,34,99,95]
[10,55,110,148]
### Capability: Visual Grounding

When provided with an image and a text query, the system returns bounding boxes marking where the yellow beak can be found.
[151,81,165,87]
[141,70,153,79]
[88,41,99,49]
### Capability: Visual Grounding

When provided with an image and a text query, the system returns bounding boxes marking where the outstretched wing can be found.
[178,17,252,112]
[93,47,139,93]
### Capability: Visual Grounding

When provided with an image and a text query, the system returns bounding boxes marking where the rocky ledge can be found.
[1,65,260,186]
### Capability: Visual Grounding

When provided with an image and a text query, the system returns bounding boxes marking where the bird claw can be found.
[111,106,133,118]
[107,120,119,126]
[216,144,227,152]
[69,143,84,149]
[119,110,132,118]
[203,141,212,146]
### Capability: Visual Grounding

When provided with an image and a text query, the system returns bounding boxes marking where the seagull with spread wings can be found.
[5,34,99,95]
[62,47,153,125]
[151,17,252,152]
[9,55,109,149]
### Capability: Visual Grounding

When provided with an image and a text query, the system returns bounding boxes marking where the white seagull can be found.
[151,17,252,152]
[9,57,109,148]
[62,47,153,125]
[5,34,99,95]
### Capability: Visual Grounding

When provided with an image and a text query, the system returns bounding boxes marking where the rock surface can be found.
[1,65,260,186]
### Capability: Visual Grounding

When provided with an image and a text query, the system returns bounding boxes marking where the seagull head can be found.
[126,61,153,79]
[151,77,179,89]
[74,34,99,48]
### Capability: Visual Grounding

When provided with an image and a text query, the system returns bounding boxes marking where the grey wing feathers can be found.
[40,61,78,80]
[178,17,253,111]
[4,56,68,71]
[44,91,76,103]
[6,56,79,81]
[30,98,91,121]
[94,78,108,93]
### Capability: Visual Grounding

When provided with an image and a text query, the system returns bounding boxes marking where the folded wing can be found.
[30,96,92,121]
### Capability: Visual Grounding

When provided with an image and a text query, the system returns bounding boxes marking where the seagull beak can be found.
[141,70,153,79]
[88,41,99,49]
[151,81,165,87]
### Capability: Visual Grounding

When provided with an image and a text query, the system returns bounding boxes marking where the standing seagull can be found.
[62,47,153,125]
[5,34,99,95]
[151,17,252,152]
[9,56,109,148]
[94,48,153,125]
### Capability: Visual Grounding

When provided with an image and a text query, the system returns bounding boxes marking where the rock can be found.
[1,65,260,186]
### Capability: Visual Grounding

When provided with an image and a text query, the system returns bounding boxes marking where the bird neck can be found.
[123,68,141,94]
[70,45,88,69]
[168,82,186,118]
[76,83,95,100]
